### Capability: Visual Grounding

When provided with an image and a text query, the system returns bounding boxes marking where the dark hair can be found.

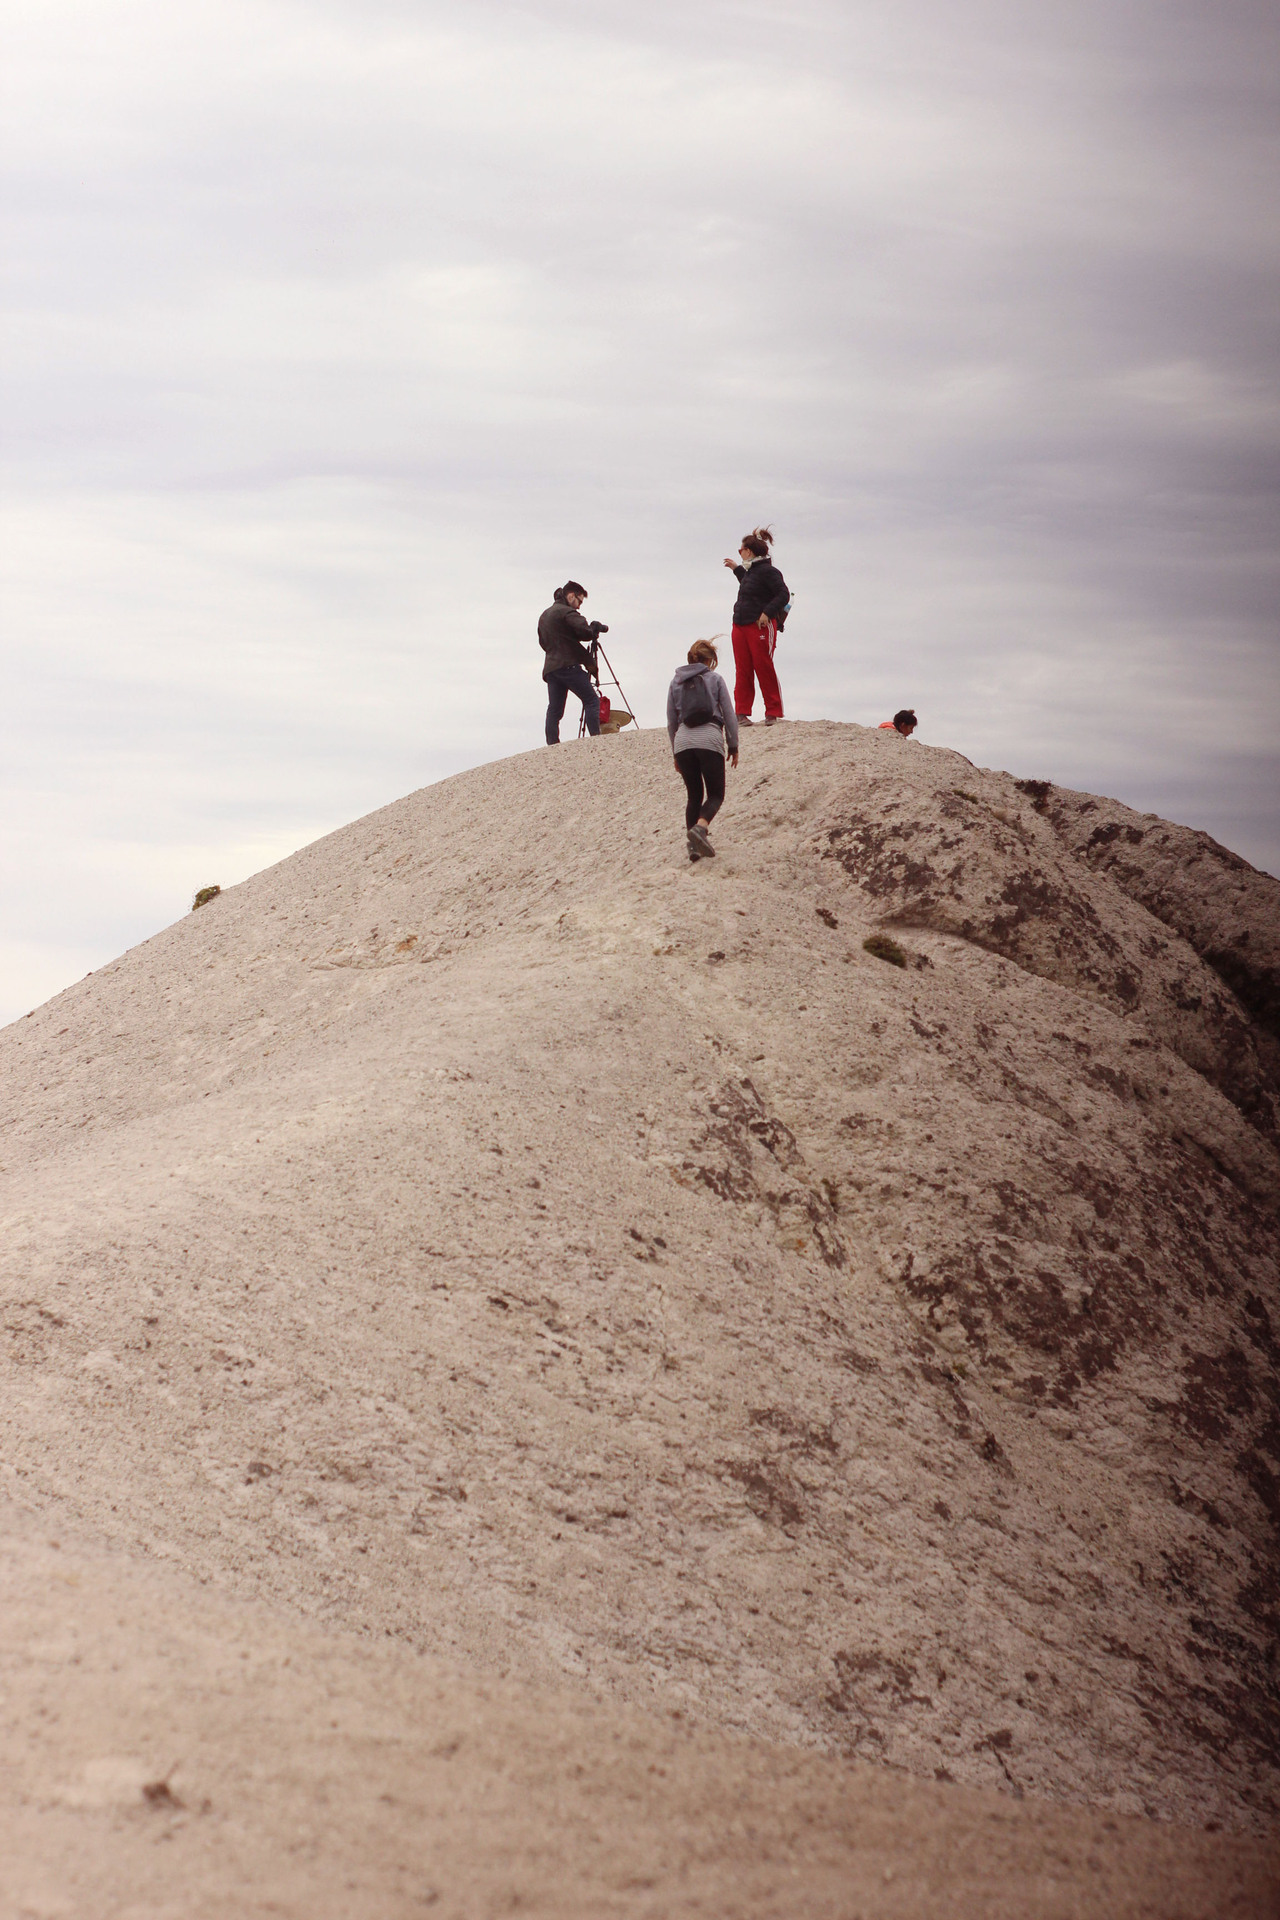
[893,709,917,730]
[554,579,587,602]
[740,526,773,559]
[688,639,719,667]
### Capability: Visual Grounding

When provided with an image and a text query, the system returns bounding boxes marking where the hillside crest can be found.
[3,720,1278,1839]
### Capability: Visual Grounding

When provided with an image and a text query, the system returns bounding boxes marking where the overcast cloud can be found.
[2,0,1277,1023]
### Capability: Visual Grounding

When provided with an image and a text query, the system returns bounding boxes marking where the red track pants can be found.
[732,620,782,720]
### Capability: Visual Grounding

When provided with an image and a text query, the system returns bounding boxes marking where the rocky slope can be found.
[5,1497,1275,1920]
[2,722,1278,1891]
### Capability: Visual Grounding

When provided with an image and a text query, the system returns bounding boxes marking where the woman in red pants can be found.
[722,526,789,724]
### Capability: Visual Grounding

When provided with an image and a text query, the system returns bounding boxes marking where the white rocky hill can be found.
[3,721,1278,1911]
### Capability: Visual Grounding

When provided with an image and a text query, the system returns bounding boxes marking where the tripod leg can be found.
[593,643,637,728]
[580,641,601,737]
[579,658,601,737]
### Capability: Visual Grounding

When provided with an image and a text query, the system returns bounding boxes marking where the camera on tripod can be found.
[579,623,634,735]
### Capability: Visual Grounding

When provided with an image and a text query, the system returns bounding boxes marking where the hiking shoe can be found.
[736,714,754,725]
[764,715,784,725]
[689,824,715,857]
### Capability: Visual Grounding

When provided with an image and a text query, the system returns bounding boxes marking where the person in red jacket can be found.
[722,526,789,724]
[879,709,917,737]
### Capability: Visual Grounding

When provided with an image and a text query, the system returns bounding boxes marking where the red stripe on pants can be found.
[731,621,782,719]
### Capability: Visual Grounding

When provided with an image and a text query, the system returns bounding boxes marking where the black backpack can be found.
[677,669,719,728]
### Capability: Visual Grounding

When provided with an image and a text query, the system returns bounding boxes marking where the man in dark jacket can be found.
[538,581,603,744]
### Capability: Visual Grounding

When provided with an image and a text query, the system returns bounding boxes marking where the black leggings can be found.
[675,748,726,829]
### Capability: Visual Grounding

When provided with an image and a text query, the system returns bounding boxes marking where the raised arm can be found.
[560,605,596,643]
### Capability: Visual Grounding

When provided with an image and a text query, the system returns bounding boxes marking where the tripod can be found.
[579,636,639,736]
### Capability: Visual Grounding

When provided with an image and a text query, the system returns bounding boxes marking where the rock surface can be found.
[3,1499,1275,1920]
[2,721,1278,1908]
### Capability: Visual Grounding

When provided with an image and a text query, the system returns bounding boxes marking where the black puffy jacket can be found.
[731,558,789,627]
[537,599,596,679]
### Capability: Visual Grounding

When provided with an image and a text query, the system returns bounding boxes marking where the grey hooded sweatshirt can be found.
[667,665,739,758]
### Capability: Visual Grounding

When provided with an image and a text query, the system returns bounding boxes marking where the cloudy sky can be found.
[3,0,1277,1024]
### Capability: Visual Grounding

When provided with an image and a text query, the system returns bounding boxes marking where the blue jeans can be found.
[545,665,601,743]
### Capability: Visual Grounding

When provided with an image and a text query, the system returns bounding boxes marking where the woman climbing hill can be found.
[667,639,739,861]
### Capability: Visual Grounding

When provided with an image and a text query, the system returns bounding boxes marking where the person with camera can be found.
[722,525,789,725]
[667,638,739,860]
[538,580,606,744]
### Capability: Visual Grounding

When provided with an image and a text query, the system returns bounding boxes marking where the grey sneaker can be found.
[689,824,715,857]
